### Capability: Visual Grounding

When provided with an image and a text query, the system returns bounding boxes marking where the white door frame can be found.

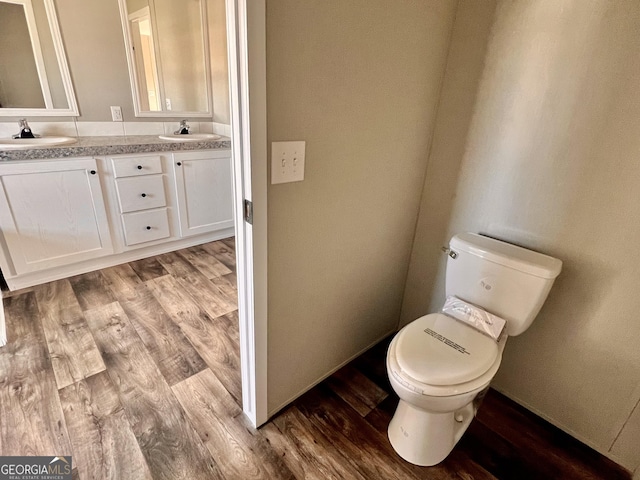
[226,0,268,427]
[0,298,5,347]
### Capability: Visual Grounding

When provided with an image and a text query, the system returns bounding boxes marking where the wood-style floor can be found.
[0,238,630,480]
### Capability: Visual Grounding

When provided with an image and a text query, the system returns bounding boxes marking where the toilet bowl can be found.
[386,233,562,466]
[386,313,506,466]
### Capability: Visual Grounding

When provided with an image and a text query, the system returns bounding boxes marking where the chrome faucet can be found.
[12,119,37,139]
[174,120,191,135]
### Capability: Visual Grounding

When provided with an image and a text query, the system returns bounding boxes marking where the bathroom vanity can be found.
[0,135,233,292]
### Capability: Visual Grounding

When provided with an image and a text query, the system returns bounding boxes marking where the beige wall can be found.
[266,0,458,413]
[401,0,497,325]
[402,0,640,471]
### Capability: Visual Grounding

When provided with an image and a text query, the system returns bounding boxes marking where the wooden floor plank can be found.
[263,406,368,480]
[458,417,542,480]
[156,251,200,278]
[351,335,393,390]
[177,271,237,318]
[59,371,153,480]
[159,251,237,318]
[173,369,295,480]
[69,271,117,312]
[103,265,207,386]
[34,280,105,389]
[100,263,143,297]
[178,245,232,279]
[474,390,631,480]
[296,383,460,480]
[129,257,169,282]
[0,293,72,457]
[441,449,497,480]
[201,240,236,271]
[325,363,388,417]
[218,309,240,348]
[363,394,398,436]
[2,284,37,299]
[211,273,237,300]
[146,275,242,404]
[83,302,225,480]
[220,237,235,250]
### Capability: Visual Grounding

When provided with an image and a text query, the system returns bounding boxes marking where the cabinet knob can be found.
[90,170,96,175]
[176,162,182,166]
[137,165,143,170]
[146,226,151,230]
[141,193,147,198]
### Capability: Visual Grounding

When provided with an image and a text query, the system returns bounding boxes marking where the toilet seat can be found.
[388,313,504,397]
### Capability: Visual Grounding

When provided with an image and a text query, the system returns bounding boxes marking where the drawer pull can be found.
[137,165,143,170]
[141,193,147,197]
[176,162,182,166]
[146,226,151,230]
[90,170,96,175]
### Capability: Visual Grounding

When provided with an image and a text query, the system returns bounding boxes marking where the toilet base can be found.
[388,399,474,466]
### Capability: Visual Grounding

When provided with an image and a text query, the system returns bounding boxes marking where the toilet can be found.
[387,232,562,466]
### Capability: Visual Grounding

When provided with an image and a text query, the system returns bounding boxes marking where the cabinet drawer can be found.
[122,209,170,246]
[112,155,162,177]
[115,175,166,213]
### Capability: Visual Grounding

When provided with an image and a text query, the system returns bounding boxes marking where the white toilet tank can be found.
[446,233,562,336]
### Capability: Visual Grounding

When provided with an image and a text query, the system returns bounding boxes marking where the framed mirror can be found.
[0,0,78,116]
[118,0,212,117]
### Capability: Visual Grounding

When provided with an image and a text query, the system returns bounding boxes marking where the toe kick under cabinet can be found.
[0,149,234,290]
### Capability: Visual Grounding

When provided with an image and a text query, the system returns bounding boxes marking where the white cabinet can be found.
[115,175,167,213]
[0,158,113,275]
[121,209,171,246]
[173,150,234,237]
[0,149,234,290]
[111,154,173,248]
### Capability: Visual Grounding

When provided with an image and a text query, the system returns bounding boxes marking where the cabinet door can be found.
[173,151,234,237]
[0,158,113,275]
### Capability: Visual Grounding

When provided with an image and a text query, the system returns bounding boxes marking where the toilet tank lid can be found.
[450,233,562,279]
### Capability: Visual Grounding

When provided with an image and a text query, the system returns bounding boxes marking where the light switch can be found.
[271,141,305,184]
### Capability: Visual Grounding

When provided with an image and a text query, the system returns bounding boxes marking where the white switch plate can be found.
[110,106,123,122]
[271,141,305,184]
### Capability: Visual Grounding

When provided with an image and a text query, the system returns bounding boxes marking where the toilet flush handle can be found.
[441,246,458,259]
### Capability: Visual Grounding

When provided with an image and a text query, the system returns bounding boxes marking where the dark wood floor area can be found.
[0,238,631,479]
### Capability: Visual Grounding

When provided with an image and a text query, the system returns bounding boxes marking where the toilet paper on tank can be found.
[441,296,506,341]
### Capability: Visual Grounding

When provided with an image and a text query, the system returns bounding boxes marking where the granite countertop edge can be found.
[0,135,231,161]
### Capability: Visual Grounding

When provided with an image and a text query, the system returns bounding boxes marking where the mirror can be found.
[118,0,212,117]
[0,0,78,116]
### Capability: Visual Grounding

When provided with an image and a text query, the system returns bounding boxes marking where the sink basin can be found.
[158,133,221,142]
[0,136,78,149]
